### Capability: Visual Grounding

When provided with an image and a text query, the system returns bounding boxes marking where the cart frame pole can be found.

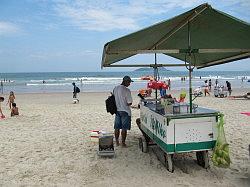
[154,52,158,110]
[189,67,192,113]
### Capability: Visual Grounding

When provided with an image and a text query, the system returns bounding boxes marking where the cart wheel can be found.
[138,137,143,151]
[138,137,148,153]
[196,151,209,169]
[141,137,148,153]
[165,154,174,172]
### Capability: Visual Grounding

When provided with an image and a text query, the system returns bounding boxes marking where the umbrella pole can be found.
[188,21,193,113]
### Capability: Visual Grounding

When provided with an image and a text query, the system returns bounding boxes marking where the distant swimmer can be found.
[42,80,46,84]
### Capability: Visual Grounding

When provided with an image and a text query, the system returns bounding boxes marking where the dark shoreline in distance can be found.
[134,67,171,72]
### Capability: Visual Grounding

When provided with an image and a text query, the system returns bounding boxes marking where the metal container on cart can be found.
[138,100,219,172]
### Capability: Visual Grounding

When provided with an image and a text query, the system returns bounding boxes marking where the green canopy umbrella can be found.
[101,3,250,112]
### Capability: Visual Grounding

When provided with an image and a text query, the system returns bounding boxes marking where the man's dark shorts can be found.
[114,111,131,130]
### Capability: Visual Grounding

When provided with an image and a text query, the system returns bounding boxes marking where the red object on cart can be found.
[147,80,168,90]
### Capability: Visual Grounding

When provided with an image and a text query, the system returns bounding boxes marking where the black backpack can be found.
[76,87,80,93]
[105,94,117,115]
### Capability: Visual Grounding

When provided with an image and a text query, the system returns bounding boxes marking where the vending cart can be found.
[137,100,219,172]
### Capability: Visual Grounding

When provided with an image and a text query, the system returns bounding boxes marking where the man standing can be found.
[72,82,79,102]
[208,79,212,91]
[113,76,133,147]
[226,81,232,96]
[167,79,171,90]
[204,80,210,96]
[215,79,218,87]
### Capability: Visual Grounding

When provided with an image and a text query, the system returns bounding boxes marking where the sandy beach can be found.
[0,88,249,186]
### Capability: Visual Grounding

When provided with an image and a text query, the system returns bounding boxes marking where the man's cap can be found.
[123,76,134,82]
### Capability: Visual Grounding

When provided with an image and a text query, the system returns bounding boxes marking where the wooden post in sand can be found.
[0,81,3,94]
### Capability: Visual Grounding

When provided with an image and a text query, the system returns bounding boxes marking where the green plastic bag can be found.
[212,114,231,168]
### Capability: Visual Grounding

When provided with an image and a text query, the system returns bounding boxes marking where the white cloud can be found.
[54,2,139,31]
[0,21,19,36]
[51,0,249,31]
[53,0,203,31]
[43,23,58,31]
[29,50,97,60]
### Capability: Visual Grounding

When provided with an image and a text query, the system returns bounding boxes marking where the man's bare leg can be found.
[121,130,127,147]
[114,129,120,146]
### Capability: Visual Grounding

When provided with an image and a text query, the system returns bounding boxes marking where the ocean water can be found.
[0,71,250,94]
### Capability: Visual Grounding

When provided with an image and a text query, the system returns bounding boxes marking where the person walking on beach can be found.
[167,79,171,90]
[209,79,212,91]
[204,80,210,96]
[159,84,167,97]
[215,79,218,87]
[7,91,15,109]
[72,82,80,102]
[113,76,133,147]
[0,97,5,119]
[226,81,232,96]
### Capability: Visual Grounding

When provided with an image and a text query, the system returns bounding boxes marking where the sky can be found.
[0,0,250,73]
